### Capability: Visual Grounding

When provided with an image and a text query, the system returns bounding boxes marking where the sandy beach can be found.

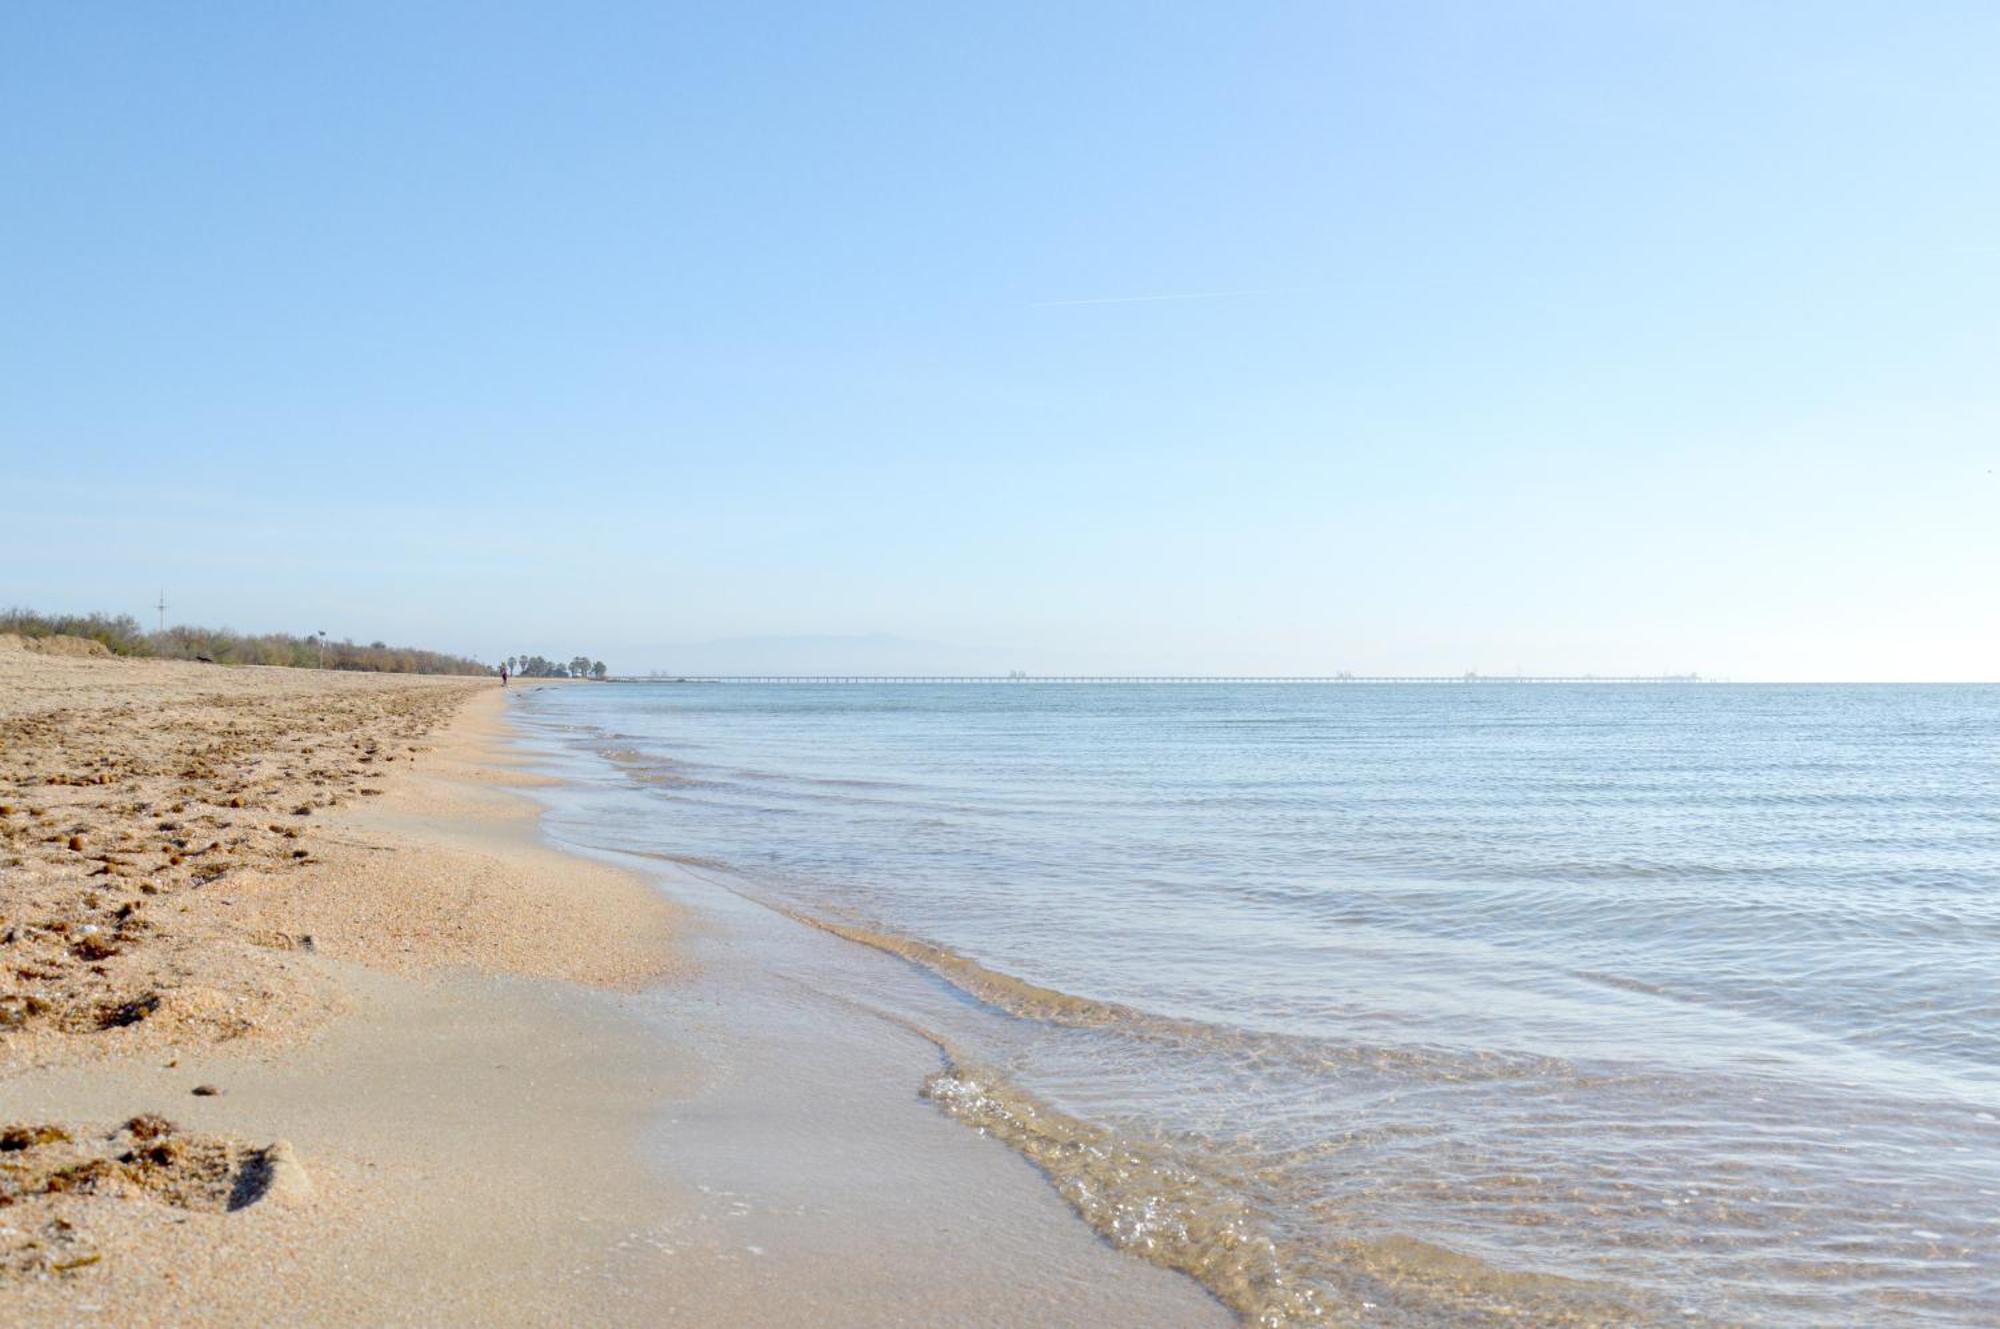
[0,640,1225,1327]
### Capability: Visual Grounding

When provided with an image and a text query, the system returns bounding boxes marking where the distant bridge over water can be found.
[622,673,1704,685]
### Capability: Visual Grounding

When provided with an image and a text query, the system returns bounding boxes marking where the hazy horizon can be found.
[5,3,1995,682]
[600,633,1712,679]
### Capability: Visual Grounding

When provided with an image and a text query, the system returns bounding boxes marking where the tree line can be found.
[4,609,493,676]
[507,655,607,679]
[2,610,615,679]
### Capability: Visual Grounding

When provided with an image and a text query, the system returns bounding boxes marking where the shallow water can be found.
[518,682,2000,1326]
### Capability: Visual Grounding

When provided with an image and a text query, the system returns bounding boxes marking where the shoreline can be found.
[1,649,1227,1325]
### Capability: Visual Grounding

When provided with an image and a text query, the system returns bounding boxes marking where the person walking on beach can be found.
[500,662,509,687]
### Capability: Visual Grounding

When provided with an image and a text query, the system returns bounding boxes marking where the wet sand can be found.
[0,643,1226,1326]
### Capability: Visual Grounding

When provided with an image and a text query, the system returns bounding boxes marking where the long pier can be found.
[623,674,1703,685]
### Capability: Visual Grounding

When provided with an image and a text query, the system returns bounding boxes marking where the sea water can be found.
[514,682,1999,1326]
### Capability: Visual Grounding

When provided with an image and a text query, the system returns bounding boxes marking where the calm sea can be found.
[516,682,2000,1326]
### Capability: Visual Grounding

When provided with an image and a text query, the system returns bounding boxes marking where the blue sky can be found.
[3,2,1994,678]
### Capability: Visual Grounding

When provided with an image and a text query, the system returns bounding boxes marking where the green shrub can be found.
[0,609,154,656]
[5,609,495,676]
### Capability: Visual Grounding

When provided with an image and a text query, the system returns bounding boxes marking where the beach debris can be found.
[71,935,120,962]
[131,1136,184,1168]
[98,993,163,1029]
[190,1084,221,1097]
[0,1112,263,1252]
[41,1159,131,1197]
[0,994,52,1029]
[122,1115,177,1141]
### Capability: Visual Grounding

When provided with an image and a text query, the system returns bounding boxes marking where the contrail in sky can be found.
[1030,287,1275,308]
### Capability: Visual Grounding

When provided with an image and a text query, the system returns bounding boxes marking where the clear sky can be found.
[3,2,1994,679]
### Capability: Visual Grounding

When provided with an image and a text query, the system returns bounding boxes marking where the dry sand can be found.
[0,646,685,1323]
[1,643,1229,1327]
